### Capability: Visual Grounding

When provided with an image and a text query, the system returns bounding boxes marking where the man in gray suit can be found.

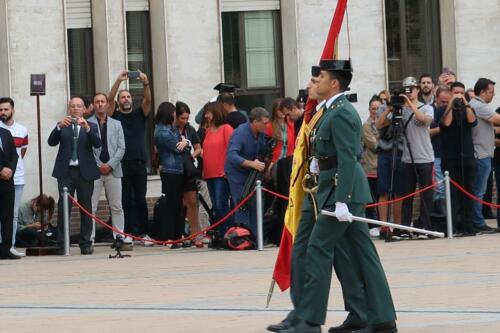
[88,93,126,244]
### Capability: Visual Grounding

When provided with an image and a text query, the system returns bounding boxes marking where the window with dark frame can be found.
[222,10,283,112]
[125,10,155,173]
[385,0,442,90]
[67,28,95,103]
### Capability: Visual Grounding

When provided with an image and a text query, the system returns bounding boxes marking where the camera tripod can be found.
[384,105,433,241]
[109,235,131,258]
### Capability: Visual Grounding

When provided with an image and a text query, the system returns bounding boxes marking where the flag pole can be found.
[266,279,276,308]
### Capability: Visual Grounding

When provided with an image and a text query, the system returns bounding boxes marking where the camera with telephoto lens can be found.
[345,93,358,103]
[452,97,465,110]
[388,90,405,123]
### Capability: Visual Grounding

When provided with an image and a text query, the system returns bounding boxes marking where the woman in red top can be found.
[201,102,235,232]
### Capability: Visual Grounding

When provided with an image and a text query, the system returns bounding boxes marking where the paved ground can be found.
[1,226,500,333]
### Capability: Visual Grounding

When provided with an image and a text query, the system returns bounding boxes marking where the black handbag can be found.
[182,152,201,179]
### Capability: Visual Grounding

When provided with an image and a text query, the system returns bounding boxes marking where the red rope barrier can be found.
[68,177,453,246]
[365,181,441,208]
[261,181,441,209]
[68,189,256,246]
[262,187,289,201]
[449,178,500,208]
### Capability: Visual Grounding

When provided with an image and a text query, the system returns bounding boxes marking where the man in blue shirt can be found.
[225,107,270,235]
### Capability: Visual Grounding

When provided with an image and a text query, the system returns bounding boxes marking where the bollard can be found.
[63,187,70,255]
[255,180,264,251]
[444,171,453,239]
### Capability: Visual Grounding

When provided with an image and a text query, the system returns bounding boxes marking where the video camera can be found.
[258,135,277,163]
[345,93,358,103]
[388,90,405,123]
[239,135,277,212]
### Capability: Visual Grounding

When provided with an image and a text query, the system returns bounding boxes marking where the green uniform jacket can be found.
[314,95,372,208]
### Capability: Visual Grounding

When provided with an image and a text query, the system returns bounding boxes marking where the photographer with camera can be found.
[377,77,435,238]
[225,107,271,236]
[400,77,435,236]
[439,82,477,235]
[48,97,102,255]
[375,93,404,240]
[107,70,152,245]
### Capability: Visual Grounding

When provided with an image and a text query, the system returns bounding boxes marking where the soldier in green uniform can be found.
[267,67,369,333]
[280,60,397,333]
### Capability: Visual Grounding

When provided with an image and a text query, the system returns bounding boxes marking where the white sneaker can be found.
[369,227,380,238]
[141,235,154,247]
[10,248,26,257]
[123,236,134,245]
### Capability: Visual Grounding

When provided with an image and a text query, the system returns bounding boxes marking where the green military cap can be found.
[319,59,353,73]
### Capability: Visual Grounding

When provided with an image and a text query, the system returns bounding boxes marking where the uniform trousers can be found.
[295,203,396,325]
[285,195,367,326]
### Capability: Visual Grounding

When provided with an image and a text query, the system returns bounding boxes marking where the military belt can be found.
[317,156,338,171]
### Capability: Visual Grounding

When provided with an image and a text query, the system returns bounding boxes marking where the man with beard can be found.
[0,97,28,257]
[107,70,152,245]
[418,74,435,105]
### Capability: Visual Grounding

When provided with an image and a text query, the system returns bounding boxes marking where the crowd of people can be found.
[361,70,499,241]
[0,68,498,260]
[0,70,305,259]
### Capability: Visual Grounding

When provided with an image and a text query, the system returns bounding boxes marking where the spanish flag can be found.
[272,0,349,292]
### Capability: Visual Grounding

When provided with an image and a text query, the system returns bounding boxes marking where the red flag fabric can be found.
[321,0,348,60]
[272,228,293,290]
[304,0,347,123]
[272,0,349,292]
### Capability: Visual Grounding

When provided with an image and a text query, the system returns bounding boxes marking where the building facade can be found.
[0,0,498,200]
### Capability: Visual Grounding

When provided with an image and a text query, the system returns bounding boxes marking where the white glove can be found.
[334,202,352,222]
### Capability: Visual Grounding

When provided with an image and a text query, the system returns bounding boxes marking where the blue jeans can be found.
[12,185,24,247]
[472,157,492,227]
[206,177,233,233]
[494,163,500,228]
[433,158,445,200]
[227,176,257,236]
